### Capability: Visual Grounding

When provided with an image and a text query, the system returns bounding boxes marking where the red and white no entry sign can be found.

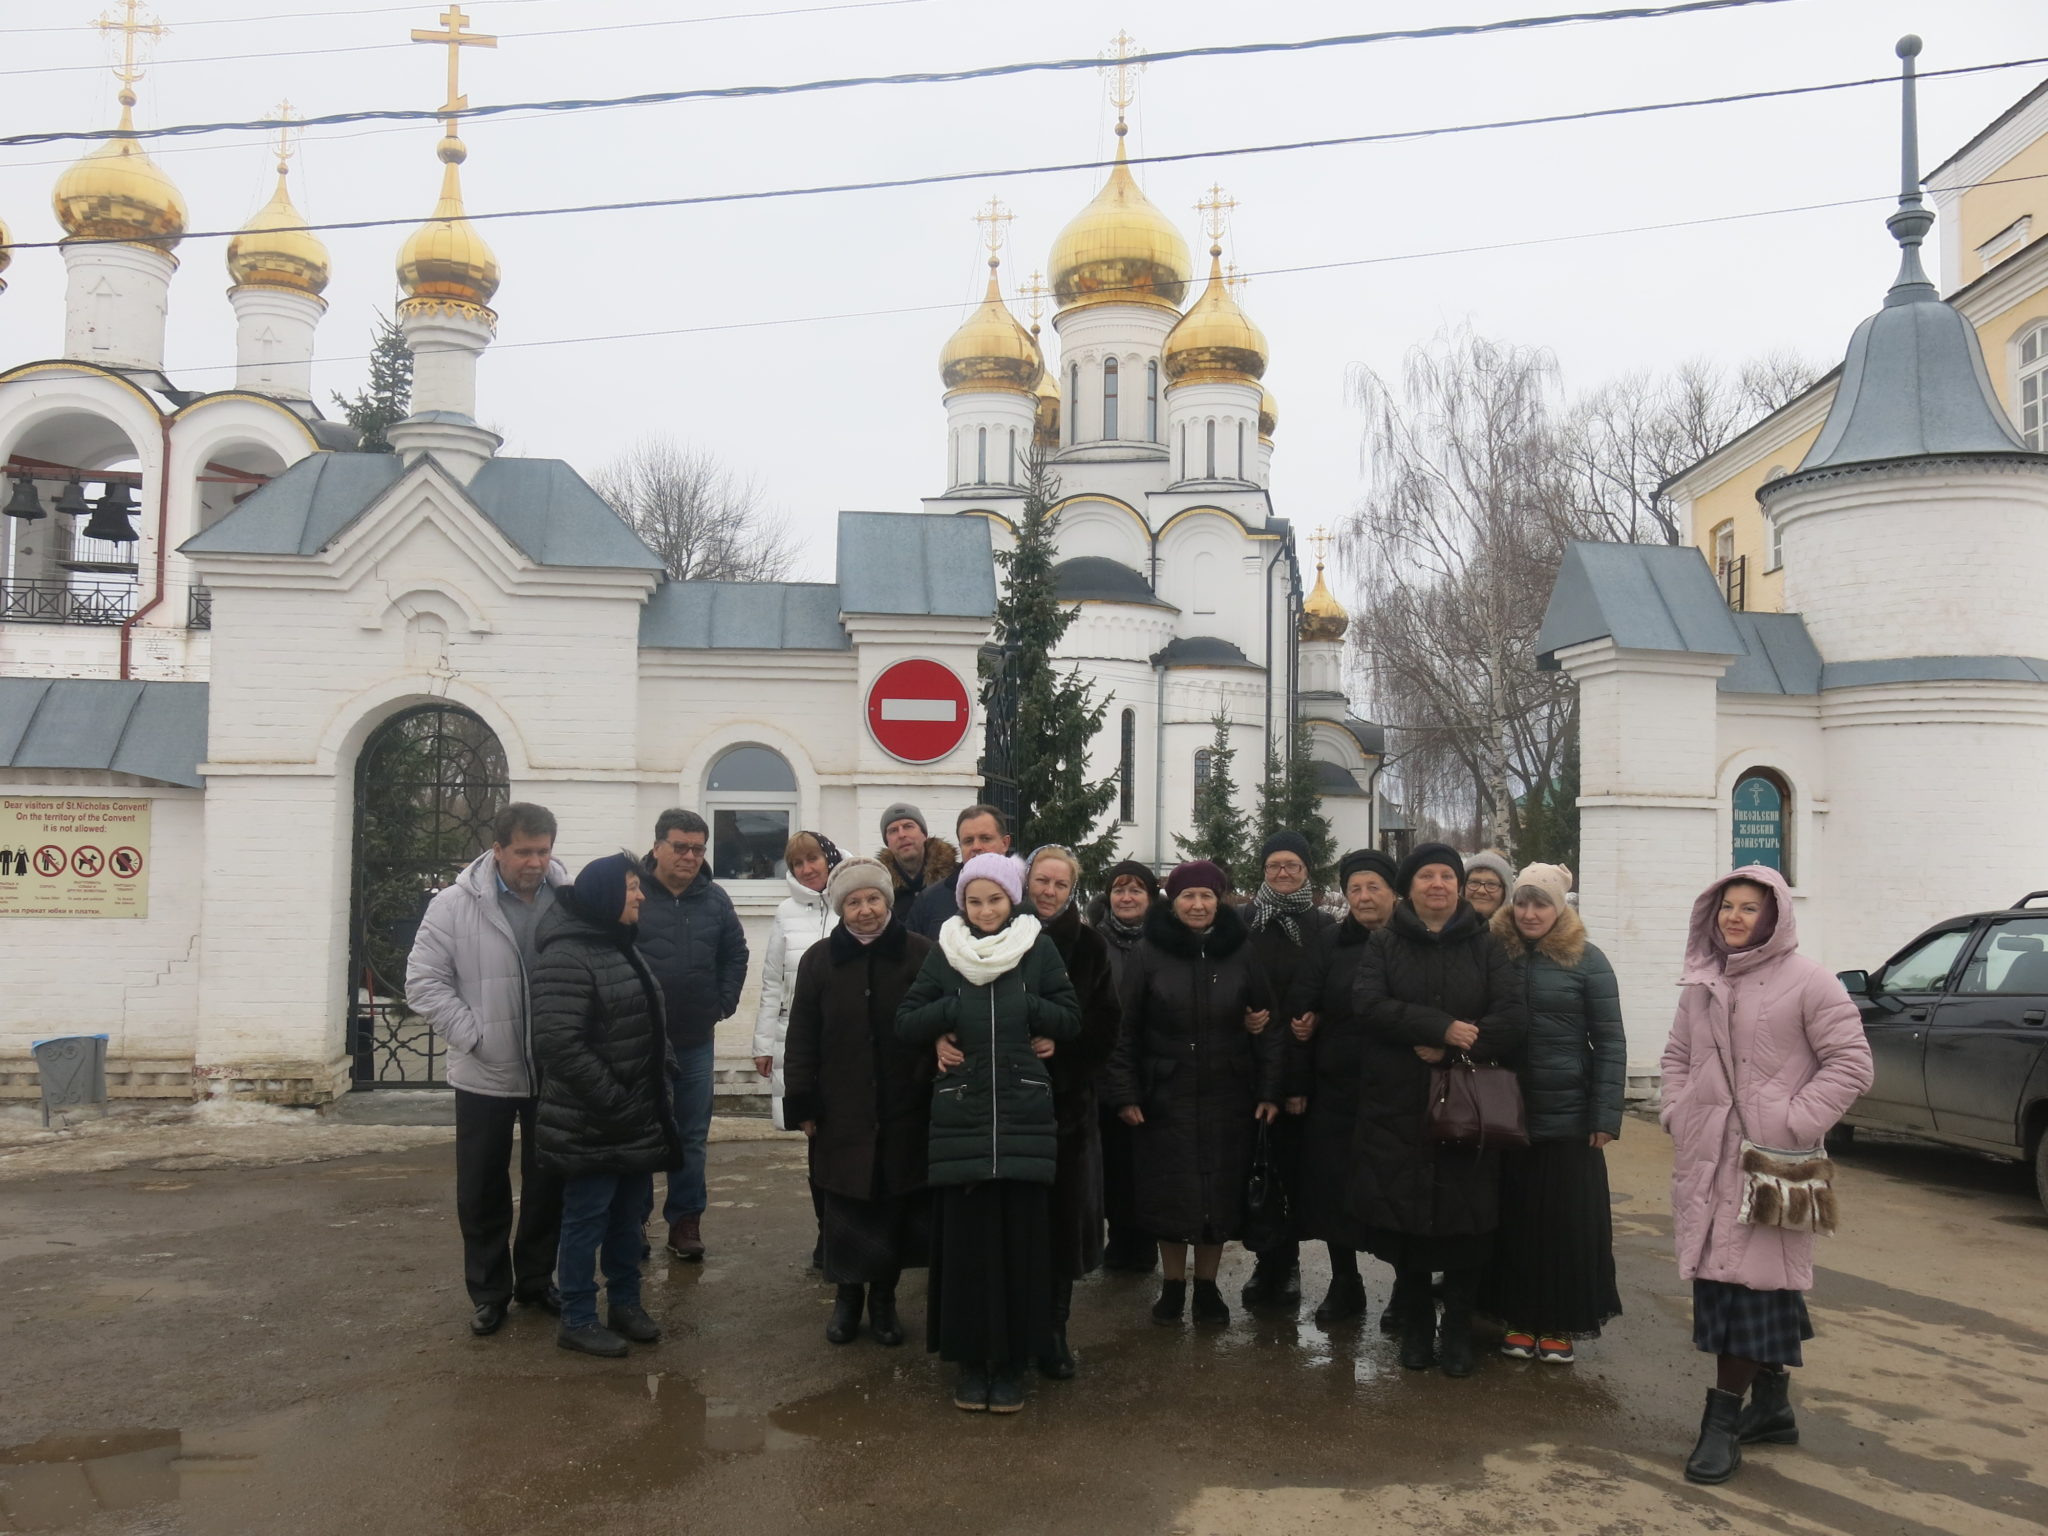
[866,659,972,765]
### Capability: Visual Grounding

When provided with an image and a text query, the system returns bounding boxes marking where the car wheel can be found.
[1824,1123,1856,1153]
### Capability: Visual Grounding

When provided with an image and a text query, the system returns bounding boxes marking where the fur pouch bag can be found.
[1735,1139,1838,1236]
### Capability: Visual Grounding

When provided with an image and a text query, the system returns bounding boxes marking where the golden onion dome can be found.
[52,93,187,252]
[940,258,1041,395]
[1300,557,1348,642]
[227,164,330,296]
[397,137,499,308]
[0,212,11,293]
[1048,122,1190,314]
[1164,243,1267,387]
[1258,386,1278,441]
[1031,329,1061,446]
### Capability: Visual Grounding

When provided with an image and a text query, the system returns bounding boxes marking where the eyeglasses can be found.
[1466,878,1504,892]
[665,840,707,857]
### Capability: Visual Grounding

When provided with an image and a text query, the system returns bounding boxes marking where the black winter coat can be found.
[1347,901,1527,1242]
[1083,896,1149,991]
[634,861,749,1051]
[782,918,936,1202]
[879,838,956,917]
[1247,903,1336,1027]
[1281,915,1379,1249]
[895,920,1082,1187]
[530,899,683,1176]
[1041,903,1122,1278]
[1104,902,1282,1244]
[1489,905,1626,1142]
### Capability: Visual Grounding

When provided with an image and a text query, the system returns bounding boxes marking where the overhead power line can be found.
[9,52,2040,255]
[0,0,555,35]
[0,0,1801,137]
[150,165,2048,378]
[0,0,947,72]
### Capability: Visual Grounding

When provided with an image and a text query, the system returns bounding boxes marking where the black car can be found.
[1836,892,2048,1214]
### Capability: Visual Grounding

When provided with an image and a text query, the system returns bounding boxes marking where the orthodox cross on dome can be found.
[268,99,303,175]
[92,0,167,107]
[411,4,497,141]
[1100,30,1144,128]
[973,195,1014,265]
[1196,184,1239,247]
[1224,260,1250,297]
[1311,524,1335,575]
[1019,269,1048,330]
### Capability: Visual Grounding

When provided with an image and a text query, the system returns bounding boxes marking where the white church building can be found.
[0,21,1377,1103]
[1538,44,2048,1093]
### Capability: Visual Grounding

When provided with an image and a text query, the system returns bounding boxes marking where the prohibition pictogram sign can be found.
[33,845,66,878]
[71,845,104,878]
[110,846,144,878]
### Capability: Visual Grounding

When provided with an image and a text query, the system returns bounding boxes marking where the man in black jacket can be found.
[907,803,1014,939]
[637,808,749,1261]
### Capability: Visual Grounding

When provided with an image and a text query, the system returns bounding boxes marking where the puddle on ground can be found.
[13,1275,221,1320]
[0,1429,255,1531]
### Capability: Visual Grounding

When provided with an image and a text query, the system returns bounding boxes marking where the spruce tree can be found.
[1254,726,1337,888]
[332,314,414,452]
[1176,709,1252,886]
[989,449,1120,881]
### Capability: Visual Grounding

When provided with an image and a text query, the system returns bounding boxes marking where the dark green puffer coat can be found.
[894,917,1082,1187]
[1490,904,1626,1142]
[530,897,683,1176]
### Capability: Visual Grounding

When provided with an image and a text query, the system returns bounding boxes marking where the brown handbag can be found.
[1424,1052,1530,1150]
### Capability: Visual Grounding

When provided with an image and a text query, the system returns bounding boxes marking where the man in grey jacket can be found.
[406,802,570,1336]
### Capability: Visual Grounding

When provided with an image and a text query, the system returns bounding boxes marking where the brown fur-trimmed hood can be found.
[878,837,956,894]
[1490,898,1587,968]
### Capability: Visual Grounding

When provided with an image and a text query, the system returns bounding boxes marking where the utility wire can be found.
[1,0,946,73]
[152,166,2048,377]
[0,0,1801,136]
[9,53,2039,254]
[0,0,559,34]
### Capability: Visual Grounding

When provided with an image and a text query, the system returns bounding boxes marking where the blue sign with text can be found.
[1732,774,1784,873]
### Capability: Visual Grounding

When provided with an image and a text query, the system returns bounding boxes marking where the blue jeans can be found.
[659,1042,715,1225]
[558,1171,652,1330]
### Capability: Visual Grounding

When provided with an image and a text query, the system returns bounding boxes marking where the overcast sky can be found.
[1,0,2042,583]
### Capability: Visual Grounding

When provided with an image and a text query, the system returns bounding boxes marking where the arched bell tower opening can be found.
[348,703,509,1088]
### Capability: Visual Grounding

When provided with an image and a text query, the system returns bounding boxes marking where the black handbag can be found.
[1242,1122,1292,1251]
[1424,1053,1529,1151]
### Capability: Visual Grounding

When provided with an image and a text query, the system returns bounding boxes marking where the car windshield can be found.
[1878,928,1970,993]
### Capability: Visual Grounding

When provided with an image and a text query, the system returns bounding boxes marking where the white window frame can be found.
[703,744,800,887]
[2017,322,2048,451]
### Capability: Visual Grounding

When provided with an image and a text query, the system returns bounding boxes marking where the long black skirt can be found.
[1361,1226,1493,1275]
[925,1180,1052,1367]
[820,1189,929,1285]
[1476,1139,1622,1338]
[1691,1278,1813,1367]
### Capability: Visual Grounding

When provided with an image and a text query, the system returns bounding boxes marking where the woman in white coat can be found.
[755,831,842,1264]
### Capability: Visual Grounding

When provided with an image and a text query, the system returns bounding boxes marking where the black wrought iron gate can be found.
[348,704,509,1087]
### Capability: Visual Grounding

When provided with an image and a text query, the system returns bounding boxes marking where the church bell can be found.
[2,477,44,521]
[52,480,92,518]
[83,482,140,544]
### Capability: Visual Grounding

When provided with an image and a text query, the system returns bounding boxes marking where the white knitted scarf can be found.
[938,911,1042,986]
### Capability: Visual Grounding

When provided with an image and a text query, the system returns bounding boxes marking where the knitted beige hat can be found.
[1512,862,1574,909]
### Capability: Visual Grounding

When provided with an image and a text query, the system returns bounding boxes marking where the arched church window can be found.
[1178,421,1186,479]
[1205,420,1217,479]
[1193,747,1213,817]
[1731,767,1792,885]
[1103,357,1119,439]
[2020,324,2048,449]
[1236,420,1246,479]
[1119,708,1137,823]
[1008,428,1018,484]
[976,427,988,485]
[1070,362,1081,444]
[1147,361,1160,441]
[704,744,799,881]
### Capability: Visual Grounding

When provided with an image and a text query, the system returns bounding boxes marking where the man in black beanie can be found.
[1241,828,1334,1310]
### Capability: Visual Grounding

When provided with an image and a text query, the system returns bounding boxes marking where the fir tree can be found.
[1255,726,1337,888]
[1176,709,1252,886]
[332,314,414,452]
[989,449,1120,881]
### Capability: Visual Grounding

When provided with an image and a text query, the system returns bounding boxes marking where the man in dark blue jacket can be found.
[637,808,749,1260]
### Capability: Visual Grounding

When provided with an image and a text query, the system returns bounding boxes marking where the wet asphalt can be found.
[2,1120,2044,1535]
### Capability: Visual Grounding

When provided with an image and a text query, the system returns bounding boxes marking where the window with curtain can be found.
[1103,357,1119,439]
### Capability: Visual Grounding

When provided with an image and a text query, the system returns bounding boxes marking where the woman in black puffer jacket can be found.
[1349,843,1526,1379]
[532,853,682,1359]
[1104,860,1282,1330]
[1085,860,1159,1272]
[1476,863,1624,1364]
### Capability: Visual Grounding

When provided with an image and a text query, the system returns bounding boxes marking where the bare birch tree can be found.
[592,435,796,583]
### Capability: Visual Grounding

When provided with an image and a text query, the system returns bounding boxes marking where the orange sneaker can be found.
[1537,1337,1575,1363]
[1500,1330,1537,1359]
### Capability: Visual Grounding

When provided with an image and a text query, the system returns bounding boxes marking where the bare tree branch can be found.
[591,435,796,583]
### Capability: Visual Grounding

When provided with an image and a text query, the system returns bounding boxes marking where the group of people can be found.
[407,796,1874,1483]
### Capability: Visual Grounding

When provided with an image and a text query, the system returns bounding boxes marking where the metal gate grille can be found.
[348,704,509,1087]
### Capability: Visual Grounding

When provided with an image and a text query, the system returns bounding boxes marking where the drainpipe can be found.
[118,412,175,680]
[1150,657,1167,870]
[1260,539,1285,787]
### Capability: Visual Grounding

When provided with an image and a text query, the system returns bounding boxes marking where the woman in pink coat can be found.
[1660,865,1871,1486]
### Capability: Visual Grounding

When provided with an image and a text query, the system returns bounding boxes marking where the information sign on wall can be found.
[1731,774,1784,875]
[0,798,151,918]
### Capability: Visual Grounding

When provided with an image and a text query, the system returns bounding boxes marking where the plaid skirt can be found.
[1691,1278,1814,1367]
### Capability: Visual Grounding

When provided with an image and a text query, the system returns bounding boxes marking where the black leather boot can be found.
[1437,1307,1477,1378]
[1039,1279,1076,1379]
[1685,1388,1746,1484]
[1151,1279,1186,1325]
[1398,1304,1436,1371]
[866,1278,904,1347]
[1381,1273,1413,1336]
[1737,1368,1798,1445]
[1313,1269,1367,1328]
[825,1283,863,1345]
[1191,1278,1230,1326]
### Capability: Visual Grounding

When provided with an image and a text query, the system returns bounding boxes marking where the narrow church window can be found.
[976,427,988,485]
[1119,708,1137,823]
[1193,747,1213,817]
[1205,420,1217,478]
[1178,421,1186,478]
[2020,325,2048,450]
[1070,362,1081,443]
[1147,361,1160,441]
[1008,428,1018,483]
[1103,357,1119,439]
[1236,420,1245,478]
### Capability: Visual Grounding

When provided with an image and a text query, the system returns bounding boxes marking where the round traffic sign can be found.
[866,659,972,765]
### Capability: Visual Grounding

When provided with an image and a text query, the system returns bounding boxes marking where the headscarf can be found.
[1025,844,1081,915]
[803,831,844,872]
[569,851,641,942]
